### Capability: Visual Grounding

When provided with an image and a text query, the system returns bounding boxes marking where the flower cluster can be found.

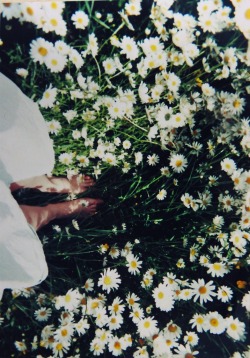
[0,0,250,357]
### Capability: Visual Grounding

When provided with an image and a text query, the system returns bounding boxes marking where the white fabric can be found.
[0,73,55,297]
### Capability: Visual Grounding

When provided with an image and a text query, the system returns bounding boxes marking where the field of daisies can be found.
[0,0,250,357]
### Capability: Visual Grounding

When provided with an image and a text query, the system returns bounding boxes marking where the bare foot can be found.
[10,174,95,194]
[20,198,104,231]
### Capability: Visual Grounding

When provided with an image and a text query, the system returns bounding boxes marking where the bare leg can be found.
[20,198,103,231]
[10,174,95,194]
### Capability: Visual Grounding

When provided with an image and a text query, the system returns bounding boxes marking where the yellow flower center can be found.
[158,292,164,299]
[213,263,221,271]
[168,324,177,332]
[77,18,83,24]
[61,329,68,337]
[38,47,48,57]
[196,317,204,324]
[245,8,250,20]
[65,294,71,302]
[144,320,151,328]
[230,323,237,330]
[175,160,183,167]
[51,2,58,9]
[56,343,63,351]
[199,286,207,294]
[131,261,137,268]
[104,276,112,285]
[210,318,219,327]
[150,44,157,52]
[26,7,34,16]
[50,18,58,27]
[126,44,132,52]
[51,59,58,66]
[114,341,121,350]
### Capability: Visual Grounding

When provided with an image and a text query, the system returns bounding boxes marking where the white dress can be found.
[0,73,55,299]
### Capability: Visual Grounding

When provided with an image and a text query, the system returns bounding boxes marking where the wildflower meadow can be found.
[0,0,250,357]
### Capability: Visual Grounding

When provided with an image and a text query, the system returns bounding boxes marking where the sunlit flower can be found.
[71,10,89,30]
[217,286,233,303]
[126,253,142,275]
[190,278,216,305]
[30,37,53,64]
[45,50,67,73]
[156,189,167,200]
[170,153,188,173]
[153,283,175,312]
[241,291,250,311]
[98,268,121,294]
[226,316,246,341]
[34,307,52,322]
[206,311,226,334]
[120,36,139,60]
[206,262,230,277]
[189,313,208,333]
[137,316,159,338]
[39,84,57,108]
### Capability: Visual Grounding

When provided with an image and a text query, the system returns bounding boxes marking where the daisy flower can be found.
[156,189,167,200]
[120,36,139,60]
[140,37,164,57]
[16,68,28,78]
[129,306,145,324]
[39,84,57,108]
[14,341,27,353]
[217,286,233,303]
[153,334,172,357]
[206,311,226,334]
[241,291,250,311]
[152,283,175,312]
[147,153,160,166]
[47,120,62,135]
[190,278,216,305]
[226,317,246,341]
[206,262,230,277]
[108,336,125,356]
[42,14,67,36]
[169,112,186,128]
[184,331,199,346]
[103,58,117,75]
[126,292,140,308]
[20,2,43,26]
[107,313,123,330]
[55,288,81,311]
[68,48,84,69]
[74,318,89,336]
[174,343,199,358]
[221,158,237,175]
[98,268,121,294]
[54,324,74,343]
[52,340,70,358]
[126,253,142,275]
[164,321,182,339]
[137,316,159,338]
[234,0,250,39]
[190,313,208,333]
[71,10,89,30]
[84,278,94,292]
[90,337,105,356]
[34,307,52,322]
[108,297,125,316]
[30,37,53,65]
[45,50,67,73]
[170,153,188,173]
[125,1,142,16]
[59,152,74,166]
